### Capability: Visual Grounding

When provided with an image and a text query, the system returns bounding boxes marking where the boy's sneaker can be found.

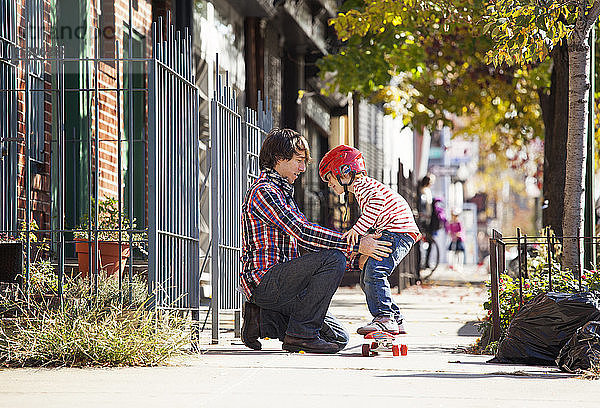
[396,319,407,334]
[357,316,399,335]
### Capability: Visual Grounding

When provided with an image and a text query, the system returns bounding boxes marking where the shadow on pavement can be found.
[376,372,577,380]
[199,349,289,355]
[458,321,481,336]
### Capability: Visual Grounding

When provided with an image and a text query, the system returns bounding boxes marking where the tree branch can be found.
[586,0,600,28]
[537,0,578,8]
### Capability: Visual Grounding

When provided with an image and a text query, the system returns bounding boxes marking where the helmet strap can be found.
[337,172,356,228]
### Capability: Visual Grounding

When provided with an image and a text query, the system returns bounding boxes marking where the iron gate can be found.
[210,68,272,343]
[148,19,201,312]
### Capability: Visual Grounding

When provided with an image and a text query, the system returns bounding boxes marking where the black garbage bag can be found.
[489,292,600,365]
[556,321,600,373]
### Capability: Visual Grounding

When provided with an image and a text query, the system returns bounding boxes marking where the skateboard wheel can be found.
[392,345,400,356]
[400,344,408,356]
[371,342,379,350]
[362,344,371,357]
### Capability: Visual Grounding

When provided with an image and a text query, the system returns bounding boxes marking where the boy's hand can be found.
[342,228,360,247]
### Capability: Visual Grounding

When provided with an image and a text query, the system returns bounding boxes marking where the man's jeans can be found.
[251,249,347,342]
[360,231,415,321]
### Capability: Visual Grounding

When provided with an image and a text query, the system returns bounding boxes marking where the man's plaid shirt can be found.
[241,169,358,298]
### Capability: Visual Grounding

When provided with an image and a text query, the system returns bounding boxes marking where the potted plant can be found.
[74,198,145,278]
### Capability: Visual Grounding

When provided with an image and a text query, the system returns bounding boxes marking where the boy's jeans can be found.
[251,249,347,341]
[360,231,415,321]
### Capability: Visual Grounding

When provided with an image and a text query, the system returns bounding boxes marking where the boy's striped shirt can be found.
[352,176,420,237]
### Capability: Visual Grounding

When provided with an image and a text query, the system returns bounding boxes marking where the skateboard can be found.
[361,330,407,357]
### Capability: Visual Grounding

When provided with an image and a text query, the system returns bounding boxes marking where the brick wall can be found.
[13,0,154,231]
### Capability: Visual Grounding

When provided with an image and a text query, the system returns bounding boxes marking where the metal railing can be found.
[395,161,419,290]
[0,3,275,346]
[210,62,272,343]
[0,2,160,304]
[148,17,201,312]
[488,228,599,341]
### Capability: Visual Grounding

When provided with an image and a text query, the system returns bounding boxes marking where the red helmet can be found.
[318,145,366,183]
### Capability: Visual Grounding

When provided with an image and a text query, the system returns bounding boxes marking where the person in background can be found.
[417,174,435,228]
[446,209,465,270]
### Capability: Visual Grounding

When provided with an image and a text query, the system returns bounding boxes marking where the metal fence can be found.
[395,161,420,290]
[488,228,600,342]
[0,3,275,345]
[210,65,272,343]
[148,18,201,313]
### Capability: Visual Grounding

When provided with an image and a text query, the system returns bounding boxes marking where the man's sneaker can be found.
[357,316,399,335]
[282,335,339,354]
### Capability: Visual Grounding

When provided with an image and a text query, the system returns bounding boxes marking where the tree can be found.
[483,1,600,271]
[319,0,551,228]
[321,1,545,136]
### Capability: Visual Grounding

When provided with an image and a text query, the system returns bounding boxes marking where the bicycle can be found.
[416,233,440,281]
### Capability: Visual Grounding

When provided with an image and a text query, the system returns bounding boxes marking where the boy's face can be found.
[274,151,307,184]
[326,173,351,195]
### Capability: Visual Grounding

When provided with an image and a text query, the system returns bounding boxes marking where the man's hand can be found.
[358,233,392,261]
[342,228,360,247]
[358,254,369,270]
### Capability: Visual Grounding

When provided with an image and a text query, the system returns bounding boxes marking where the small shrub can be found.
[0,268,189,367]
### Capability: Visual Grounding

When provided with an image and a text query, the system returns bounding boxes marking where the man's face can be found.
[274,151,307,184]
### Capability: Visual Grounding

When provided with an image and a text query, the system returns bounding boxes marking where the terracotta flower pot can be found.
[99,241,131,277]
[75,239,130,278]
[75,239,100,278]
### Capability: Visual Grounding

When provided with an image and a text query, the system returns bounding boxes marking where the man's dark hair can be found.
[259,128,312,170]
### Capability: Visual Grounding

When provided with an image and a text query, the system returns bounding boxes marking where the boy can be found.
[319,145,420,335]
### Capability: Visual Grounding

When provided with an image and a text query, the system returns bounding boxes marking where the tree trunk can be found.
[563,28,591,271]
[540,43,569,237]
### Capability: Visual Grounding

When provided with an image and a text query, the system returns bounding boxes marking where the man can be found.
[240,128,393,354]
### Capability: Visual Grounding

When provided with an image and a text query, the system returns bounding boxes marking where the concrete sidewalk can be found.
[1,270,599,407]
[421,261,490,285]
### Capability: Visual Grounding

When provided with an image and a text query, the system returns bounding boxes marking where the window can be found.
[0,0,18,232]
[99,0,116,62]
[27,0,46,163]
[123,27,147,228]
